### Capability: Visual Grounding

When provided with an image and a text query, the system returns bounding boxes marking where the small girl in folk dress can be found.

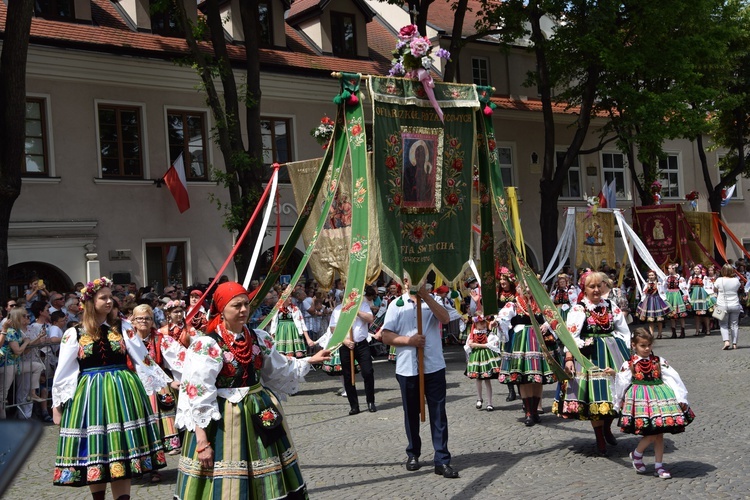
[664,264,689,338]
[636,270,671,339]
[688,265,713,336]
[613,328,695,479]
[269,297,315,357]
[464,315,502,411]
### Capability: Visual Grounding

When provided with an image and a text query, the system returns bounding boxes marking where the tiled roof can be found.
[492,96,580,115]
[425,0,501,39]
[0,0,391,77]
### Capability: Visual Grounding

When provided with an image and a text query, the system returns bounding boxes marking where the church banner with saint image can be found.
[682,210,714,267]
[632,205,680,267]
[575,211,616,270]
[370,76,479,285]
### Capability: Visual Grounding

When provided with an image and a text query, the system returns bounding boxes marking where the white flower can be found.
[421,56,433,69]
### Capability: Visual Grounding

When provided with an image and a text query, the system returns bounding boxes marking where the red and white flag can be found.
[164,152,190,213]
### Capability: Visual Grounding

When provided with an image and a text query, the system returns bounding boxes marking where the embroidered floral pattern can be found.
[109,462,126,478]
[184,382,207,400]
[353,177,367,207]
[259,407,280,427]
[347,116,366,149]
[341,288,362,313]
[401,219,438,244]
[382,133,404,210]
[441,134,467,219]
[53,467,81,485]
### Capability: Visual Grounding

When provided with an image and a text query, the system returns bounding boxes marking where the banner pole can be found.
[416,294,425,422]
[349,330,356,387]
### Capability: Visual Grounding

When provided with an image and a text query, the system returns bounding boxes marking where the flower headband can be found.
[472,314,494,324]
[496,266,515,281]
[80,277,113,302]
[165,300,186,310]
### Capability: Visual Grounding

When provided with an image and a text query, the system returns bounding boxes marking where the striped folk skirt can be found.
[175,385,307,500]
[553,334,630,421]
[53,365,167,487]
[147,385,181,452]
[498,325,558,385]
[689,286,714,315]
[636,294,671,322]
[665,290,689,318]
[274,319,307,358]
[619,380,696,436]
[465,347,501,380]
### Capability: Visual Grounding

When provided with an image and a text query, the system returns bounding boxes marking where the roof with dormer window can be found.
[286,0,376,26]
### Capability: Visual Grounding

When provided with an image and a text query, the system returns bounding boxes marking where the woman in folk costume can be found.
[550,273,578,322]
[664,263,689,338]
[688,265,713,336]
[498,284,560,426]
[553,271,631,456]
[188,287,208,332]
[51,278,170,498]
[464,315,502,411]
[129,304,185,481]
[269,296,315,357]
[636,270,671,339]
[174,282,331,500]
[496,267,518,402]
[159,299,198,347]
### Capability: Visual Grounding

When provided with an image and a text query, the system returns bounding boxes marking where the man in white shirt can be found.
[338,286,376,414]
[381,276,458,479]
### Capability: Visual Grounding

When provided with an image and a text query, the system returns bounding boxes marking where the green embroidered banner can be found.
[370,76,479,285]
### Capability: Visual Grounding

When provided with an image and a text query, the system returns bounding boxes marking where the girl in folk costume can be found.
[51,278,170,498]
[664,263,689,338]
[554,271,631,456]
[159,300,198,349]
[496,267,518,402]
[129,304,185,479]
[688,265,714,336]
[498,286,560,426]
[613,328,695,479]
[464,315,502,411]
[636,270,671,339]
[704,265,719,331]
[174,282,331,500]
[550,273,578,322]
[269,296,315,358]
[188,288,208,332]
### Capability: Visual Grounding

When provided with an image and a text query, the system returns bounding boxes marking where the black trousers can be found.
[396,368,450,465]
[340,340,375,409]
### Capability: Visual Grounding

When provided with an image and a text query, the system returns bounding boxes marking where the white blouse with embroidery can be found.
[268,306,307,337]
[175,328,312,431]
[563,297,630,352]
[51,321,172,408]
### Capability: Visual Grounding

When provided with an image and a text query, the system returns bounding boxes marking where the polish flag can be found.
[164,153,190,213]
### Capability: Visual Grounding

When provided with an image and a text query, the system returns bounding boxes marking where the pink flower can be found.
[223,351,235,363]
[252,344,261,355]
[398,24,418,40]
[409,37,431,57]
[185,383,198,399]
[351,241,362,253]
[207,345,221,359]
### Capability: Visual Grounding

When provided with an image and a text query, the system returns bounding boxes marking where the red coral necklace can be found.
[219,324,254,365]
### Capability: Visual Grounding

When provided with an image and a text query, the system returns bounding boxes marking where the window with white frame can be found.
[717,153,743,200]
[145,241,186,291]
[601,152,629,199]
[657,153,681,198]
[24,98,50,176]
[98,104,144,178]
[496,145,514,188]
[261,116,292,182]
[472,57,490,87]
[556,150,581,198]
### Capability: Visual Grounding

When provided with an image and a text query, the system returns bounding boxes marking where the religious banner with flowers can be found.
[286,152,381,291]
[574,211,616,270]
[370,76,479,285]
[632,204,681,267]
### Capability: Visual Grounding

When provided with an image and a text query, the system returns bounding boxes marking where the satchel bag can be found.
[712,306,727,321]
[252,404,285,447]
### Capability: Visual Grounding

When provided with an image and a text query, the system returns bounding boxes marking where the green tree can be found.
[167,0,266,277]
[0,0,34,302]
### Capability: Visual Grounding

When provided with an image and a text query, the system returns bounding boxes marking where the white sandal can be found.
[475,399,483,409]
[654,466,672,479]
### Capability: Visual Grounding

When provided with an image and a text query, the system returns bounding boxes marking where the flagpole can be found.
[416,294,425,423]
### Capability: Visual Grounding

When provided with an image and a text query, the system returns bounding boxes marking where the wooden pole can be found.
[349,330,356,387]
[416,294,425,422]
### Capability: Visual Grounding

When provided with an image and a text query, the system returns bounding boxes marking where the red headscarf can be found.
[205,281,252,336]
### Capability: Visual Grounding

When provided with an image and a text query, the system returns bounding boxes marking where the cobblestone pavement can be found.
[5,325,750,499]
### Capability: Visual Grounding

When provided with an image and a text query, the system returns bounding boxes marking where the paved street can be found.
[4,325,750,499]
